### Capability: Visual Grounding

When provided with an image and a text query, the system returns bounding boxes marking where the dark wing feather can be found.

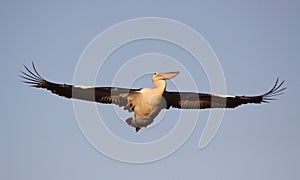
[163,78,286,109]
[20,62,139,110]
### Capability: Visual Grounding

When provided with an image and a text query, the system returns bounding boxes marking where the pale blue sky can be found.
[1,0,299,179]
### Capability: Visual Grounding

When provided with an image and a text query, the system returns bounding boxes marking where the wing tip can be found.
[20,62,45,87]
[262,78,286,103]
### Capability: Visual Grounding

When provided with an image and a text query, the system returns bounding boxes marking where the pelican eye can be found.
[153,72,157,75]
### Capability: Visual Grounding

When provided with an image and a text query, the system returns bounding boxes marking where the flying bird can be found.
[21,63,286,132]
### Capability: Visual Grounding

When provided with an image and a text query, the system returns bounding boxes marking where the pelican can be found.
[21,63,286,132]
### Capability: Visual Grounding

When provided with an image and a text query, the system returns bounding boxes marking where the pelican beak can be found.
[157,71,180,80]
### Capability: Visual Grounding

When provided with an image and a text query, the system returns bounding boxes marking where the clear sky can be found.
[1,0,299,179]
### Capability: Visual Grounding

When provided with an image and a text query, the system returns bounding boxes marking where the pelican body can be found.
[125,72,179,131]
[21,63,285,132]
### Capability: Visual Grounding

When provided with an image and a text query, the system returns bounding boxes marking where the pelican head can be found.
[152,71,180,89]
[152,71,180,81]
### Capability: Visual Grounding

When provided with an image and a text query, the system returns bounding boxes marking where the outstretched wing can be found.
[163,78,286,109]
[20,62,140,111]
